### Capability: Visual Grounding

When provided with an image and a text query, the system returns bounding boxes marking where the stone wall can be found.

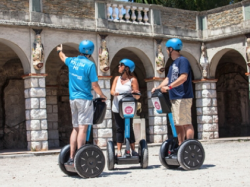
[161,8,197,30]
[207,6,243,30]
[195,81,219,140]
[46,86,59,148]
[42,0,95,19]
[93,78,112,147]
[0,0,29,12]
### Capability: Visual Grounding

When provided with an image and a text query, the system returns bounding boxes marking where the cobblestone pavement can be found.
[0,141,249,187]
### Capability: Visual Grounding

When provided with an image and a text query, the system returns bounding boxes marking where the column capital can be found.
[22,73,48,79]
[98,76,112,80]
[192,79,218,84]
[144,77,164,82]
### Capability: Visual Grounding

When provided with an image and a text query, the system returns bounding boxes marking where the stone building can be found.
[0,0,250,151]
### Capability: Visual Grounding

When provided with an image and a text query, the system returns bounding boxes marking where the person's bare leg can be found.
[117,143,122,156]
[77,125,89,149]
[130,142,135,151]
[184,124,194,140]
[176,125,185,145]
[70,127,78,159]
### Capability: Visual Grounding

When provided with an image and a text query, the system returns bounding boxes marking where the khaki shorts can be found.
[70,99,93,127]
[170,98,192,126]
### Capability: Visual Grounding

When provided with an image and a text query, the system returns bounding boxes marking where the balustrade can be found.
[106,3,150,25]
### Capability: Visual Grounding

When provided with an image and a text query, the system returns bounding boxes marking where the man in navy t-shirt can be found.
[152,38,194,145]
[57,40,107,165]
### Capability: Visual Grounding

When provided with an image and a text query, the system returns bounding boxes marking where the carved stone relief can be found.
[99,39,110,73]
[32,29,44,71]
[155,44,165,74]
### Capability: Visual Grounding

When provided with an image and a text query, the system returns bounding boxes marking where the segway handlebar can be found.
[118,92,141,96]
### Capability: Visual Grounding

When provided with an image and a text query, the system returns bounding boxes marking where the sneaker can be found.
[116,150,122,157]
[132,150,139,156]
[65,158,74,165]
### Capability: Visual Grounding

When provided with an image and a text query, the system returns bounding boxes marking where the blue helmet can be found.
[79,40,94,55]
[120,59,135,73]
[166,38,183,51]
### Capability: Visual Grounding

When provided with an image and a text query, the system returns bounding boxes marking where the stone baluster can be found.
[23,74,48,151]
[107,3,111,20]
[125,6,131,22]
[118,4,124,22]
[137,7,143,24]
[93,77,112,147]
[112,4,118,22]
[131,6,137,23]
[143,7,149,24]
[146,79,167,143]
[194,80,219,140]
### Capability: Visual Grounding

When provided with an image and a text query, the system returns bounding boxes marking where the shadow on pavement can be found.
[101,171,131,177]
[106,165,161,171]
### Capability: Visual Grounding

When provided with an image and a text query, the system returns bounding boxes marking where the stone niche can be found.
[0,60,26,149]
[216,62,250,137]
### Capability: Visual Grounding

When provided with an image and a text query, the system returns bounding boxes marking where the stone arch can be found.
[110,48,149,143]
[180,51,202,79]
[210,48,246,78]
[109,47,154,78]
[215,49,249,137]
[164,51,202,80]
[0,38,30,74]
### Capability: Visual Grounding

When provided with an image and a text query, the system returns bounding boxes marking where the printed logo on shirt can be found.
[70,73,83,80]
[71,60,85,71]
[171,64,179,82]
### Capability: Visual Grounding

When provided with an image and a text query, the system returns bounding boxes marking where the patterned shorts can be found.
[171,98,193,126]
[70,99,93,127]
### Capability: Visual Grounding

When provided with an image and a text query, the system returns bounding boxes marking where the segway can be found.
[151,89,205,170]
[58,98,106,178]
[107,92,148,170]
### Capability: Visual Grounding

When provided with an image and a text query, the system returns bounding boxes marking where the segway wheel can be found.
[58,144,77,176]
[107,141,115,170]
[138,139,148,169]
[159,139,179,169]
[74,145,105,178]
[177,140,205,170]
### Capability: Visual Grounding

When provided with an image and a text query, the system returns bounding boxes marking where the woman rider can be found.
[111,59,140,157]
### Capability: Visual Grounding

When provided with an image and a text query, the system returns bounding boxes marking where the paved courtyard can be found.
[0,140,249,187]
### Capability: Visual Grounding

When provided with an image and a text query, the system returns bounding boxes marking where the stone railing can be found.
[106,2,150,25]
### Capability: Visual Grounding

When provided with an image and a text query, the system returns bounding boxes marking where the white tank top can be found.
[112,76,132,113]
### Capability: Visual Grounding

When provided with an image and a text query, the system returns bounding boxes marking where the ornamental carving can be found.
[200,43,208,79]
[99,39,110,72]
[155,44,165,74]
[32,29,44,71]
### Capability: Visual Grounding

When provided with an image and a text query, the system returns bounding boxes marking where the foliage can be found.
[130,0,243,11]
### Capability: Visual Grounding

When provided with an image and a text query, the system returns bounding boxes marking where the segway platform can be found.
[152,89,205,170]
[107,93,148,170]
[58,98,107,178]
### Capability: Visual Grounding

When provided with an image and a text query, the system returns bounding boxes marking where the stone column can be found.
[93,76,112,147]
[46,86,59,148]
[194,80,219,140]
[23,74,48,151]
[146,78,167,143]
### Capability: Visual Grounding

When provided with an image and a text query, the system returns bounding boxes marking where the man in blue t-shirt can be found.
[152,38,194,145]
[57,40,107,165]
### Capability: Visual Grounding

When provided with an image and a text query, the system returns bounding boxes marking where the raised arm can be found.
[57,44,68,63]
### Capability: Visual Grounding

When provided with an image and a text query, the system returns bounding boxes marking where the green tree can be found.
[130,0,243,11]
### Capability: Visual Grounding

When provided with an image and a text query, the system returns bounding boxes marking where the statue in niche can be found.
[246,38,250,69]
[155,44,165,74]
[99,40,110,72]
[200,43,208,79]
[32,29,44,71]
